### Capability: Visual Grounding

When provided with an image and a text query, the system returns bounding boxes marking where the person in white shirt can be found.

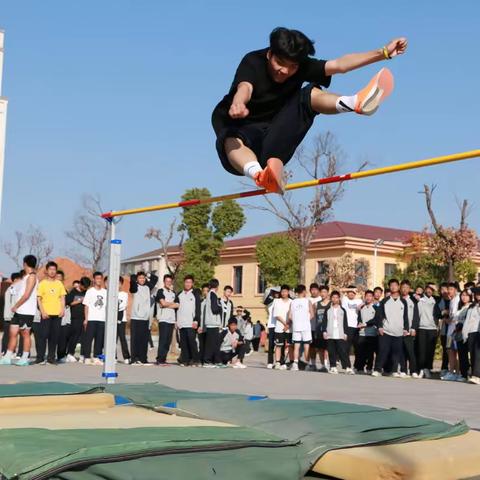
[322,291,353,374]
[263,287,280,369]
[114,276,130,364]
[0,255,38,367]
[442,282,461,381]
[82,272,107,365]
[2,272,22,355]
[342,286,363,361]
[288,285,314,371]
[272,285,292,370]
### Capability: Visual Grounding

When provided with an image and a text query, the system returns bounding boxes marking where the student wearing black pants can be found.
[400,280,420,377]
[416,286,439,378]
[129,271,158,364]
[82,272,108,365]
[372,279,409,377]
[65,277,91,363]
[416,329,438,373]
[155,274,179,365]
[202,279,223,366]
[115,278,130,363]
[355,291,378,373]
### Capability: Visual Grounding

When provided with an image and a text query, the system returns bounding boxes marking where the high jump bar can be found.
[101,149,480,219]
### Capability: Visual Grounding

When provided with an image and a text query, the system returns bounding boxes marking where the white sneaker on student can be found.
[84,358,95,365]
[233,363,247,369]
[273,362,282,370]
[411,372,420,379]
[290,362,299,371]
[66,354,77,363]
[399,372,410,378]
[279,364,287,370]
[267,363,274,369]
[79,355,85,363]
[329,367,339,374]
[468,376,480,385]
[371,371,381,377]
[345,367,355,375]
[124,359,131,365]
[391,372,401,378]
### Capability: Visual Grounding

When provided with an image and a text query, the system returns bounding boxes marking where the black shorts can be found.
[313,330,327,349]
[212,83,320,176]
[10,313,34,330]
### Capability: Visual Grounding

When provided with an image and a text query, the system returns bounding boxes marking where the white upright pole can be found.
[103,219,121,384]
[373,246,378,289]
[0,30,8,222]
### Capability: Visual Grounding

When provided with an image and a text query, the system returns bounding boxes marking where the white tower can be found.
[0,30,8,222]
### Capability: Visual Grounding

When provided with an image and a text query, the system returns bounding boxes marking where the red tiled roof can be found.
[123,221,417,262]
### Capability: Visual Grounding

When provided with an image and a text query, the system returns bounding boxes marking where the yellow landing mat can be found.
[0,393,232,429]
[313,430,480,480]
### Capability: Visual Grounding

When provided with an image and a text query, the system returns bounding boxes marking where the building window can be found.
[316,261,329,286]
[384,263,397,279]
[233,266,243,294]
[257,268,267,295]
[355,259,369,288]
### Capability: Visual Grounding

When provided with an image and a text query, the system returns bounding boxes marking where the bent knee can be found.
[224,136,245,152]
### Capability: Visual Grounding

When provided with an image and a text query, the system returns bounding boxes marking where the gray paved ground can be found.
[1,351,479,428]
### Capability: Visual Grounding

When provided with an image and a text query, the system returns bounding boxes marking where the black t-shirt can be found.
[213,48,331,126]
[66,288,86,321]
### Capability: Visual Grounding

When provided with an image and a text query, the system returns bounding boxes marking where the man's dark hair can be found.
[11,272,21,282]
[201,283,209,290]
[23,255,37,269]
[448,281,459,290]
[209,278,219,289]
[184,274,194,282]
[365,290,374,296]
[163,274,173,281]
[93,271,103,279]
[72,279,80,285]
[46,261,58,270]
[295,284,306,294]
[309,283,319,290]
[319,285,329,292]
[388,278,400,286]
[269,27,315,63]
[374,286,384,293]
[280,284,290,292]
[57,270,65,279]
[330,290,341,298]
[80,277,91,289]
[440,282,449,289]
[224,285,233,292]
[136,271,146,278]
[400,279,411,287]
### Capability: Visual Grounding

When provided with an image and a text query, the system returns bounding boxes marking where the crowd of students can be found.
[0,255,260,368]
[265,280,480,384]
[1,254,480,384]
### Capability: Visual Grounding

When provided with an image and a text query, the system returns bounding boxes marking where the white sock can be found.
[243,161,262,180]
[21,352,29,361]
[336,95,357,113]
[4,350,13,360]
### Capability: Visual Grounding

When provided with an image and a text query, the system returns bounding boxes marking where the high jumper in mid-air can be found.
[211,27,407,193]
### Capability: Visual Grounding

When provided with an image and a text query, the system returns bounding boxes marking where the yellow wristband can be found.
[382,46,391,60]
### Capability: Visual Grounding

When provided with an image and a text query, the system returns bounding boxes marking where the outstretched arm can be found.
[325,38,407,75]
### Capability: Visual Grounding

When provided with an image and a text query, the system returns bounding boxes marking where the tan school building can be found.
[121,221,480,321]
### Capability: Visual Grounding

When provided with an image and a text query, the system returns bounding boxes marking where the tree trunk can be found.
[299,248,307,284]
[447,259,454,282]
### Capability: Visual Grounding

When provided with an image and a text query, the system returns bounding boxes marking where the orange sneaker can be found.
[254,158,285,194]
[354,67,394,116]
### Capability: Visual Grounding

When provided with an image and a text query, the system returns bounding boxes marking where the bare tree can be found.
[247,132,365,283]
[145,218,184,278]
[65,194,109,272]
[2,225,54,268]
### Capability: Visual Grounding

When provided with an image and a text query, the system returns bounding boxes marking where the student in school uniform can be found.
[2,272,22,355]
[322,291,353,374]
[400,280,420,378]
[156,274,179,365]
[203,279,224,367]
[272,285,292,370]
[355,290,378,374]
[220,318,247,368]
[117,276,130,364]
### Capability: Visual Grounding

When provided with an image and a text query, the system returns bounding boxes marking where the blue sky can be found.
[1,0,479,274]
